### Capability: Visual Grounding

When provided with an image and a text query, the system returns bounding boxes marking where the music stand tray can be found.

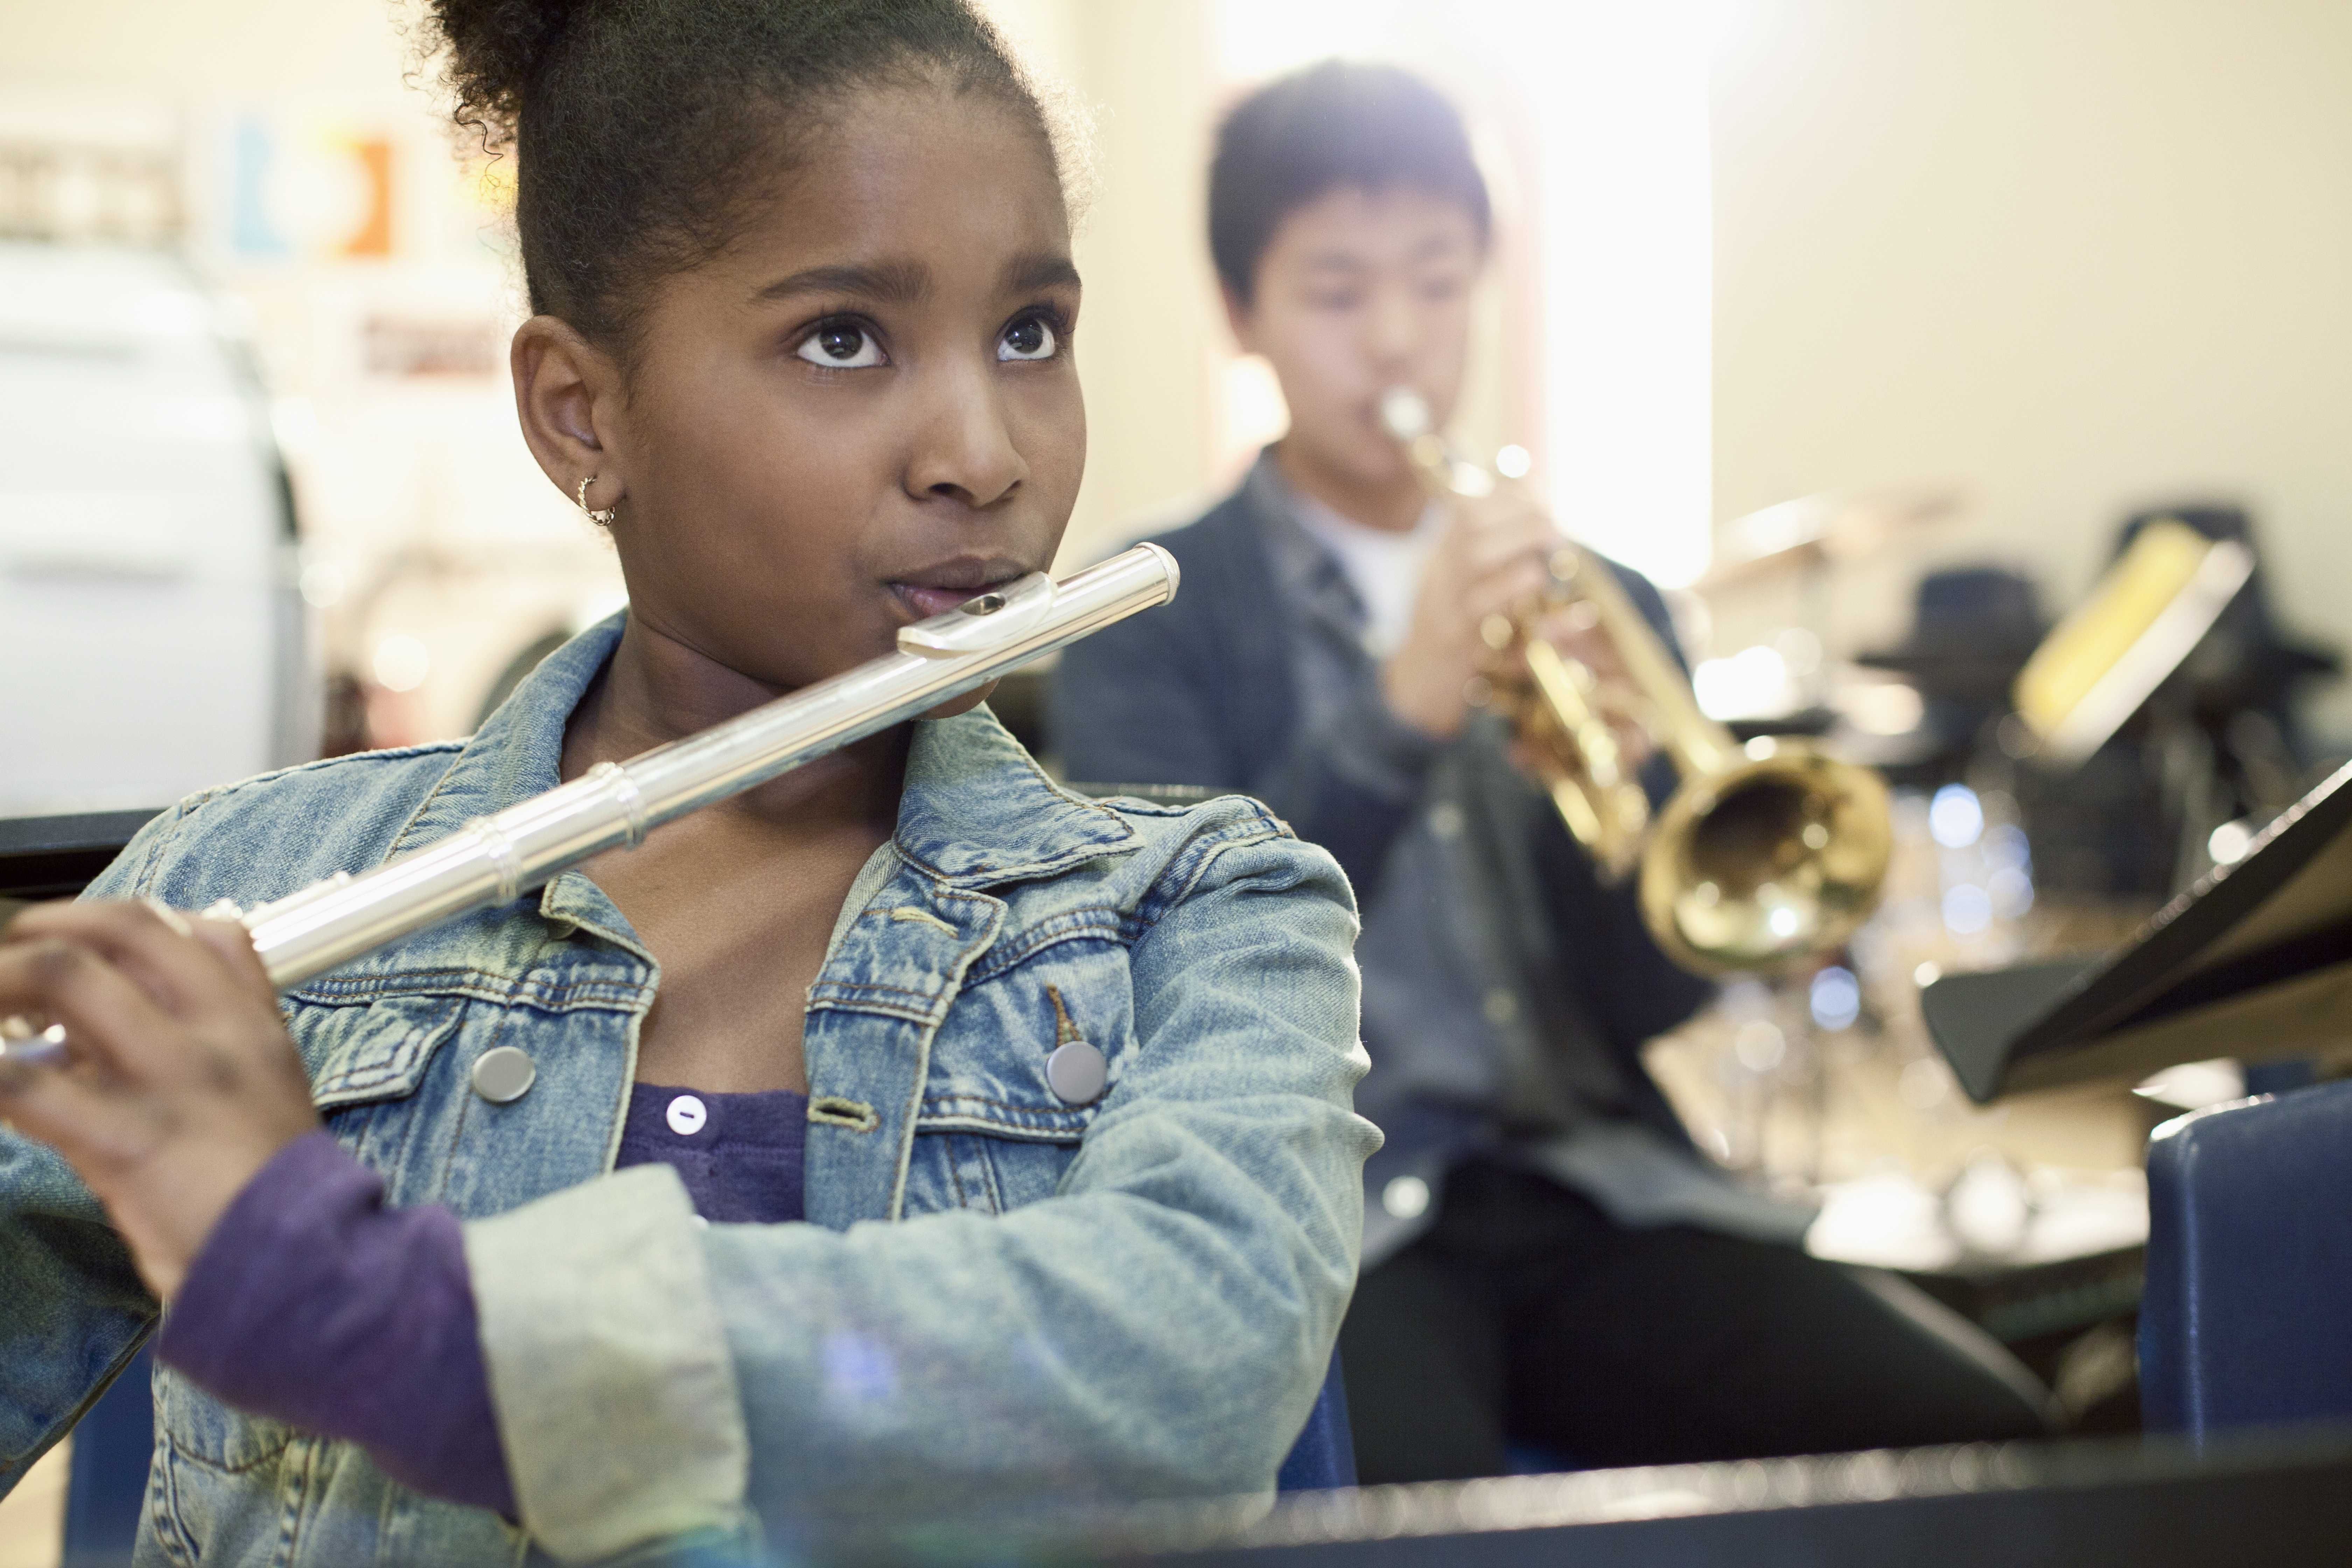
[1922,760,2352,1103]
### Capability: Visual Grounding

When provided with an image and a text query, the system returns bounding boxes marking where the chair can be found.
[1274,1357,1356,1491]
[2141,1081,2352,1436]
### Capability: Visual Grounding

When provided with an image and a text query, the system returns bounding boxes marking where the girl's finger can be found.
[8,901,273,1035]
[0,1046,155,1174]
[188,913,274,997]
[0,936,186,1084]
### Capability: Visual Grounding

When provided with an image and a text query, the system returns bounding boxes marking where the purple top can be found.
[614,1082,811,1225]
[158,1083,810,1516]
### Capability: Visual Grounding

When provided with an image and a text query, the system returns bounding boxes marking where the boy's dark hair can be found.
[423,0,1056,358]
[1209,60,1490,307]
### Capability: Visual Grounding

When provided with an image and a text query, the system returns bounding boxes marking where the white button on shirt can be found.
[665,1094,708,1136]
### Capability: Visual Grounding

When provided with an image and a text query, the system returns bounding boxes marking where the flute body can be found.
[0,544,1178,1065]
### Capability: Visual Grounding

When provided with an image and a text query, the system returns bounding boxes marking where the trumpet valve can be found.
[1610,782,1653,838]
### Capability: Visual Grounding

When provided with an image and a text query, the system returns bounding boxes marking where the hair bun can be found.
[425,0,591,146]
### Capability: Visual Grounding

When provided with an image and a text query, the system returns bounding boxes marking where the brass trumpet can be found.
[1378,388,1892,977]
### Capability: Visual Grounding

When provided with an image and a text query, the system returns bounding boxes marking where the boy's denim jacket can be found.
[0,616,1378,1566]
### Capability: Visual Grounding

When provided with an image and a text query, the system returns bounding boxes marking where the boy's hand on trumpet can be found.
[1380,485,1656,772]
[1518,595,1659,775]
[0,901,320,1300]
[1381,486,1556,739]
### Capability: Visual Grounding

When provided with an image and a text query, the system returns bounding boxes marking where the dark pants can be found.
[1339,1162,2057,1483]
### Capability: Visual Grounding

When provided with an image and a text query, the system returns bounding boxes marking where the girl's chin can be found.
[918,680,999,721]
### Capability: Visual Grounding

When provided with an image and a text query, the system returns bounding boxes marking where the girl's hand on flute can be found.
[0,900,320,1299]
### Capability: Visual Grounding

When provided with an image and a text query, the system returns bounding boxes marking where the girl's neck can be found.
[560,613,908,839]
[1274,438,1427,534]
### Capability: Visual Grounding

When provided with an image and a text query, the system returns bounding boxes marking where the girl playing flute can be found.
[0,3,1374,1561]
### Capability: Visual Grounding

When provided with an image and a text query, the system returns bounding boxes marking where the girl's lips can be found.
[888,556,1030,621]
[890,581,998,620]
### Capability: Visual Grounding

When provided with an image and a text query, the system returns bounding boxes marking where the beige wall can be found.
[9,0,2352,731]
[1713,0,2352,734]
[0,3,404,96]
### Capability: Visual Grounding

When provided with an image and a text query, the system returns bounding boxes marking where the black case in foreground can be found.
[1921,759,2352,1103]
[0,808,162,905]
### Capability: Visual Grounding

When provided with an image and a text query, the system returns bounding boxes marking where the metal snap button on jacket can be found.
[1046,1040,1107,1105]
[470,1045,537,1105]
[1043,982,1107,1105]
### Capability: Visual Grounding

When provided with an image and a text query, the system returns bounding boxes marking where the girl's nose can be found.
[905,361,1027,511]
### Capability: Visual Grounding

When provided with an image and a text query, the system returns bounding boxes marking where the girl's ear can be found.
[511,316,627,510]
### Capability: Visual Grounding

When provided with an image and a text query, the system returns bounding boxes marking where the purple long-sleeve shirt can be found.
[157,1083,808,1514]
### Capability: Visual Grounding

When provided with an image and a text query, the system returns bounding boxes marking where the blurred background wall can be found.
[1713,0,2352,738]
[3,0,2350,749]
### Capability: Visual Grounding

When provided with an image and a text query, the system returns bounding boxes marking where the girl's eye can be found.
[998,314,1058,362]
[797,322,884,368]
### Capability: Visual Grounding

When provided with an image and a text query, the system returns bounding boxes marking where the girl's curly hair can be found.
[421,0,1060,355]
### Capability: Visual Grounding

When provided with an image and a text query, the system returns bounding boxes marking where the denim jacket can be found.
[0,615,1377,1566]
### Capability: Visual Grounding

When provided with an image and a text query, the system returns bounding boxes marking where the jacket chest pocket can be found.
[287,990,484,1210]
[904,934,1134,1217]
[295,992,468,1108]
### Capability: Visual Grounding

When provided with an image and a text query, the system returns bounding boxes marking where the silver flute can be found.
[0,544,1179,1067]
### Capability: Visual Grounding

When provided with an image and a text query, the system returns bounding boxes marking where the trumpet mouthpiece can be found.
[1378,385,1432,444]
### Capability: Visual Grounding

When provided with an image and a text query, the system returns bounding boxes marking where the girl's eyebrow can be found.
[1003,254,1082,294]
[752,259,932,305]
[751,254,1078,307]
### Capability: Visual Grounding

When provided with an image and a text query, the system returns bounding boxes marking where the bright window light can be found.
[1524,4,1715,588]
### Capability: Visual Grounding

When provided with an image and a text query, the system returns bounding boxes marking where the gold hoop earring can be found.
[576,475,617,527]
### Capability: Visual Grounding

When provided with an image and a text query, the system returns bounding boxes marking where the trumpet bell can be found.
[1637,739,1894,978]
[1373,380,1896,978]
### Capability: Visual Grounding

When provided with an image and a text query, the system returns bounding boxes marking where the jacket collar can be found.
[891,708,1140,887]
[387,611,1139,895]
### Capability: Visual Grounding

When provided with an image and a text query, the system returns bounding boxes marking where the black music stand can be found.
[1921,760,2352,1103]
